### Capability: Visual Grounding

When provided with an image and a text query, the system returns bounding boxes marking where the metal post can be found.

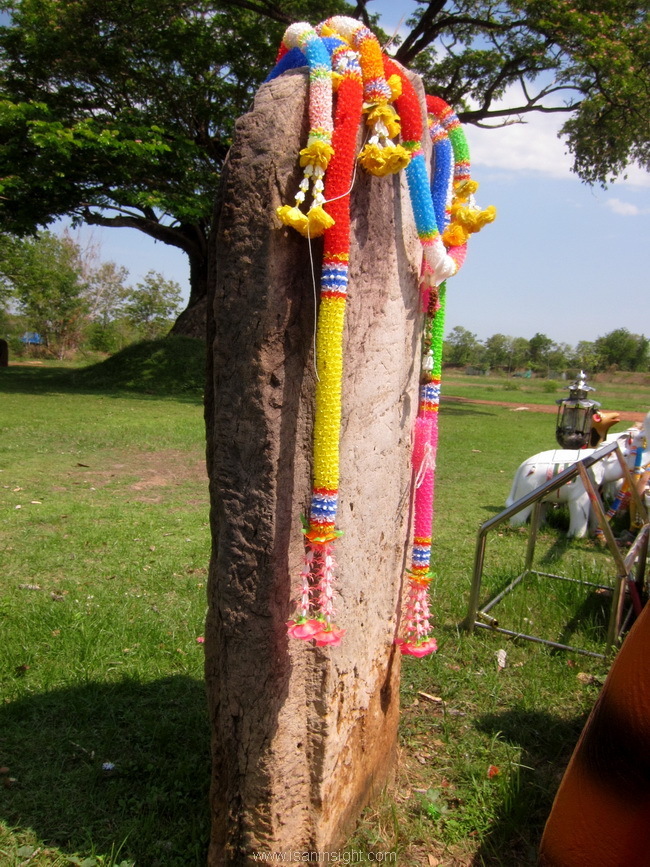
[466,529,488,632]
[466,438,649,656]
[525,500,541,570]
[577,461,627,652]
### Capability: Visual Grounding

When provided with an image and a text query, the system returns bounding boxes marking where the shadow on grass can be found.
[471,706,588,866]
[0,676,210,866]
[553,589,612,649]
[0,336,205,405]
[438,400,494,416]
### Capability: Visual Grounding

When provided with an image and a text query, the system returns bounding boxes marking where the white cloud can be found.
[463,88,650,189]
[605,198,648,216]
[466,113,574,180]
[613,164,650,188]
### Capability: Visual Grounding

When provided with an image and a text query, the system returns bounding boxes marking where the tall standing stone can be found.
[204,66,427,861]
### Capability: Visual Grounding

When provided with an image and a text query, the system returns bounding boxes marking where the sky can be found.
[66,0,649,348]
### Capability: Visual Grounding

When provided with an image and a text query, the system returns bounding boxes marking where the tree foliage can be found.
[443,327,649,373]
[0,229,170,355]
[123,271,183,339]
[0,0,647,326]
[483,333,512,370]
[84,261,130,326]
[398,0,649,185]
[0,231,89,357]
[445,325,482,366]
[593,328,649,371]
[0,0,352,311]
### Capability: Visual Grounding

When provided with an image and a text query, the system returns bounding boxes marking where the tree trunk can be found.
[204,67,426,863]
[170,247,209,339]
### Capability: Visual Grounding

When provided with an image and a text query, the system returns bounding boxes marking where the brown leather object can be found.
[540,602,650,866]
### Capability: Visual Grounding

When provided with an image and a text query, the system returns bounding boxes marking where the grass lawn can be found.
[440,370,650,415]
[1,346,646,866]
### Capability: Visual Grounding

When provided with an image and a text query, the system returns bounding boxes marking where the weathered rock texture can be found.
[205,67,427,863]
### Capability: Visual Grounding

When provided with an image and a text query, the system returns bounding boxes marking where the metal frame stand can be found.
[465,441,649,658]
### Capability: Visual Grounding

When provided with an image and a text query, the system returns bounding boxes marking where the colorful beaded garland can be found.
[275,23,335,239]
[270,18,495,653]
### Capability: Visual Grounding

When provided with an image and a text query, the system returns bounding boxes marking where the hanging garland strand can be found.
[270,20,495,653]
[382,60,449,657]
[275,23,335,239]
[324,17,410,178]
[285,31,364,646]
[382,64,495,656]
[402,94,494,656]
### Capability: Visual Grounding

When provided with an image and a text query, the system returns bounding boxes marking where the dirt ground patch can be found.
[73,449,208,501]
[442,395,646,423]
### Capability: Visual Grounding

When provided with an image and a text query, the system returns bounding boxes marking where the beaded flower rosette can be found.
[266,17,495,655]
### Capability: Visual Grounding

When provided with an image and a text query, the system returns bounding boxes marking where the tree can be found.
[80,260,132,352]
[528,331,555,374]
[0,231,88,357]
[123,270,183,339]
[593,328,649,372]
[509,336,530,372]
[547,341,570,375]
[398,0,650,186]
[0,234,16,311]
[444,325,482,366]
[0,0,647,333]
[83,261,129,325]
[484,333,512,371]
[572,340,598,372]
[0,0,352,332]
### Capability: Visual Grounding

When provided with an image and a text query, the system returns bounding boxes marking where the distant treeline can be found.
[443,327,649,375]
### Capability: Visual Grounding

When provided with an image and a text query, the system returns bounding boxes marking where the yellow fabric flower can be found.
[453,179,479,201]
[450,203,497,234]
[276,205,309,235]
[365,104,401,138]
[358,142,411,176]
[299,140,335,171]
[307,205,335,236]
[442,223,469,247]
[384,144,411,173]
[387,74,402,100]
[475,205,497,229]
[449,204,474,228]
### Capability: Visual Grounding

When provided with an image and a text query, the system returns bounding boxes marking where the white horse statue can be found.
[506,413,650,538]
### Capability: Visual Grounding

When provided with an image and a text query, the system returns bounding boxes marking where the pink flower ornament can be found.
[396,637,438,658]
[312,625,345,646]
[286,618,324,640]
[286,618,345,646]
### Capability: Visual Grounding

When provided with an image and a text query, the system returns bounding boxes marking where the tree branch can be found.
[395,6,523,65]
[352,0,372,27]
[459,100,581,125]
[79,206,206,261]
[394,0,448,65]
[215,0,293,25]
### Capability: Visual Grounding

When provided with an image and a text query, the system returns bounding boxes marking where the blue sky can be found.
[69,1,649,347]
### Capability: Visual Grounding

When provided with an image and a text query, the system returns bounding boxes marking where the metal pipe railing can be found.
[465,440,649,656]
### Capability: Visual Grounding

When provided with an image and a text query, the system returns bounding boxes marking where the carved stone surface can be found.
[204,67,427,862]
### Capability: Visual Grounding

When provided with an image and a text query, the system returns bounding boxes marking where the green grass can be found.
[441,371,650,414]
[350,392,636,865]
[1,340,210,866]
[1,357,646,866]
